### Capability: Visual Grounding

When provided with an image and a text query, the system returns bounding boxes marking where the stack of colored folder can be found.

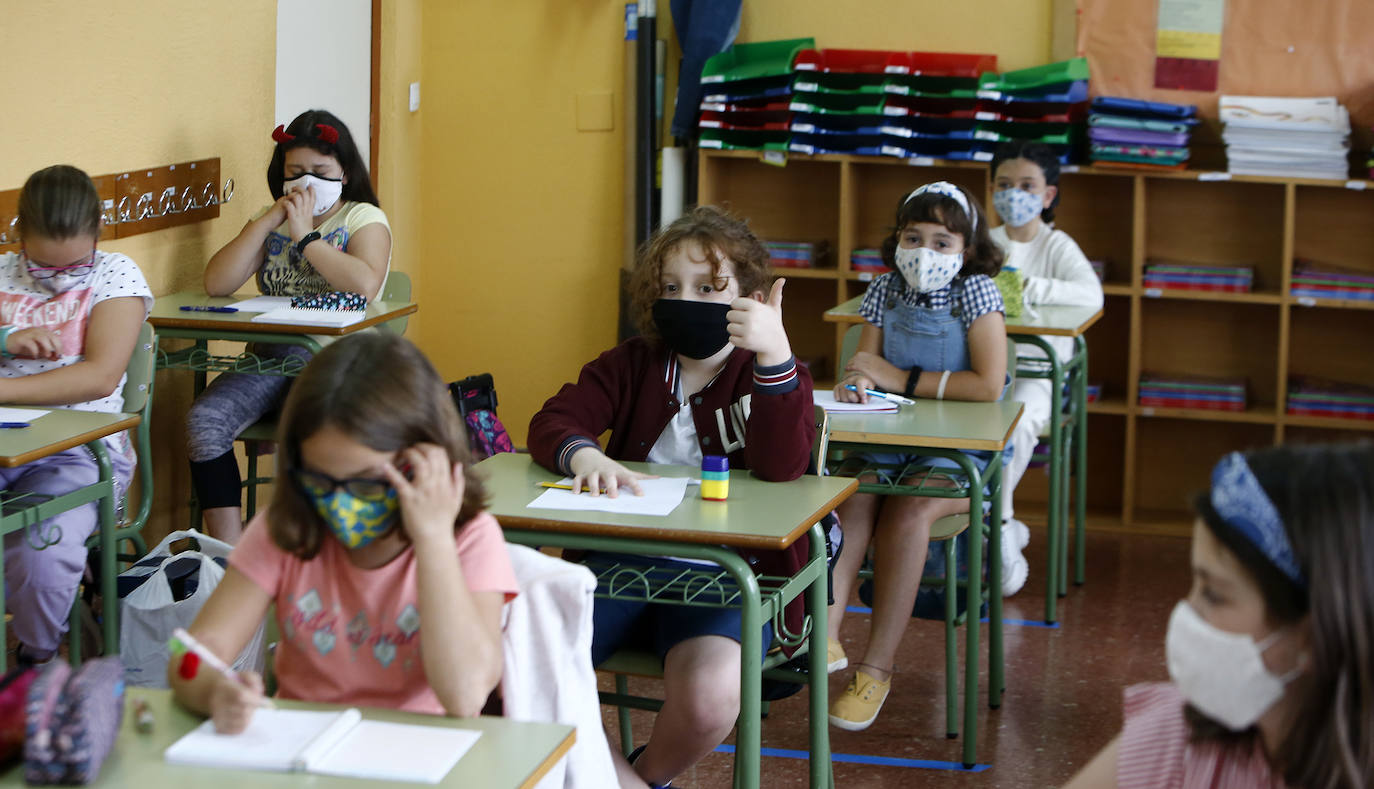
[1287,377,1374,421]
[1291,262,1374,302]
[1144,263,1254,293]
[1139,374,1247,411]
[1089,259,1108,282]
[1221,95,1351,180]
[1088,97,1197,170]
[698,38,814,152]
[764,240,828,269]
[850,249,886,273]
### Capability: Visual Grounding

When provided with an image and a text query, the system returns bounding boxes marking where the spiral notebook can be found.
[250,306,368,328]
[164,707,480,784]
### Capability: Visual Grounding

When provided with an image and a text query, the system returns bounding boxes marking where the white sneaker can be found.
[1000,538,1029,597]
[1004,518,1030,551]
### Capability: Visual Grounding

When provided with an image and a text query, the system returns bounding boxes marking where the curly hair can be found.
[878,184,1003,278]
[629,205,773,343]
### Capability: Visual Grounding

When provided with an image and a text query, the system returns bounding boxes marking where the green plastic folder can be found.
[977,57,1090,93]
[702,38,815,84]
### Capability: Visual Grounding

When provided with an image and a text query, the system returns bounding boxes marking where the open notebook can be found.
[250,307,368,328]
[164,707,480,784]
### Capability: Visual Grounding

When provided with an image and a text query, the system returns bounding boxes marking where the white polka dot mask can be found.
[893,245,963,293]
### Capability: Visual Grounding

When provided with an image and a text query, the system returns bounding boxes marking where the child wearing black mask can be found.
[528,205,813,789]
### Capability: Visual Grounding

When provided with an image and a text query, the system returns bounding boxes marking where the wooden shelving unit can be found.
[699,149,1374,533]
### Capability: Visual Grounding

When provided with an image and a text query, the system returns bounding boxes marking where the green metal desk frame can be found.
[823,444,1005,770]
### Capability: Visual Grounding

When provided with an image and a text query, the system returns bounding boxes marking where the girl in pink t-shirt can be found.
[1066,444,1373,789]
[170,332,518,733]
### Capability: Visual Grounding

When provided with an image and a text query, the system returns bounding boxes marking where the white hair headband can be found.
[904,181,976,233]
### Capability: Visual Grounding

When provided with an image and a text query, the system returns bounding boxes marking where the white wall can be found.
[275,0,372,168]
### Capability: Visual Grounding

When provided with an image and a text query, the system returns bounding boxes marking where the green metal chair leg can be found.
[616,673,633,756]
[944,536,958,738]
[1074,338,1090,586]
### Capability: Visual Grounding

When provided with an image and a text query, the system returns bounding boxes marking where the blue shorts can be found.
[585,553,774,666]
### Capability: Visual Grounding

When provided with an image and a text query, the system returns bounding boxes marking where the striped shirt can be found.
[858,271,1004,332]
[1117,683,1287,789]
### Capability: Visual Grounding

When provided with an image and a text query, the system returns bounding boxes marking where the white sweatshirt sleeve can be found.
[1021,230,1105,309]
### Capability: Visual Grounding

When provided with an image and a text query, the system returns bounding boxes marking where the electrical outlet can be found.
[409,82,420,112]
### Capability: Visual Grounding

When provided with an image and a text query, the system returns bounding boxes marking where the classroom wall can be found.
[1,1,279,542]
[411,1,1058,446]
[377,0,425,320]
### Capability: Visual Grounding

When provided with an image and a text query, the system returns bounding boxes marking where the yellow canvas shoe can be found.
[826,638,848,674]
[828,669,891,731]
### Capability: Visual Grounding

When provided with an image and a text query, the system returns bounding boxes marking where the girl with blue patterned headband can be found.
[1067,443,1374,789]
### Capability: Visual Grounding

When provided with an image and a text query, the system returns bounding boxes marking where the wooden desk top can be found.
[478,452,857,552]
[826,399,1023,452]
[148,290,417,336]
[0,409,140,467]
[822,295,1103,337]
[0,687,576,789]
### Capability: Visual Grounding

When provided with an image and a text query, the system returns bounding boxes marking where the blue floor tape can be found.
[846,605,1062,628]
[714,744,991,772]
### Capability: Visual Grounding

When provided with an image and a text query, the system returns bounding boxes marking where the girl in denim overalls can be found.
[826,182,1010,731]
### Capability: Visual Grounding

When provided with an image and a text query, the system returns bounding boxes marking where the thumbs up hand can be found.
[727,278,792,367]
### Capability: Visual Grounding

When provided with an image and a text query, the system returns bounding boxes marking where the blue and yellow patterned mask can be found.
[293,468,400,549]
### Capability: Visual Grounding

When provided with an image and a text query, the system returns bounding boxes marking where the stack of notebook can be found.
[1089,259,1108,282]
[1287,377,1374,421]
[698,38,814,152]
[764,240,829,269]
[1088,97,1197,170]
[850,249,886,273]
[1220,95,1351,180]
[1143,262,1254,293]
[1290,261,1374,302]
[1139,373,1247,411]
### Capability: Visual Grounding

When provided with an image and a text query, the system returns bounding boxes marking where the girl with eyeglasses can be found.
[0,164,153,666]
[169,332,517,734]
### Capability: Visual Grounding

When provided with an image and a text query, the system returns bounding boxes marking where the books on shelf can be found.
[765,240,829,269]
[1143,263,1254,293]
[1138,373,1247,412]
[1287,376,1374,421]
[1089,96,1197,171]
[1291,261,1374,302]
[1220,95,1351,180]
[851,249,886,273]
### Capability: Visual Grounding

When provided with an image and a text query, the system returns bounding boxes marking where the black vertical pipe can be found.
[635,1,657,246]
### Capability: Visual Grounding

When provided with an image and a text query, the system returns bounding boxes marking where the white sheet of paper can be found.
[813,391,898,413]
[309,720,480,784]
[227,296,294,312]
[164,709,348,772]
[527,476,691,517]
[0,407,50,422]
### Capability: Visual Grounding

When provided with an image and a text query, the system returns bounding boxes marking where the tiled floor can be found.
[600,526,1193,788]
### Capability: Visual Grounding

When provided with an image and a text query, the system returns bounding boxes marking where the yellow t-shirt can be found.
[254,201,391,296]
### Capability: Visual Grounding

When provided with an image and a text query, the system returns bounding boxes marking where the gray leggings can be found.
[186,344,311,508]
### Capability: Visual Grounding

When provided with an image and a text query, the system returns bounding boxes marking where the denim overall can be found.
[863,277,1013,484]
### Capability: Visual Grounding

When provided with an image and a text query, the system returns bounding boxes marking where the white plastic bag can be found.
[119,529,266,687]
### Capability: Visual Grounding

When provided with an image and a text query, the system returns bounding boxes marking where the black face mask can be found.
[651,299,731,360]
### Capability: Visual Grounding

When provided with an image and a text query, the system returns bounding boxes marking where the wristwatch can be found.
[294,230,322,256]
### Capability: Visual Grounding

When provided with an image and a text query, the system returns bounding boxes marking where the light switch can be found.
[409,82,421,112]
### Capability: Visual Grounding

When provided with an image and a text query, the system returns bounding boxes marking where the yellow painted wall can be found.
[377,0,425,331]
[1,1,278,542]
[411,1,1056,445]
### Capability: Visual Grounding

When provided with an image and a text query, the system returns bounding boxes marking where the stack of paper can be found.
[1287,377,1374,421]
[1139,373,1247,412]
[1089,96,1197,171]
[1291,261,1374,302]
[814,391,898,413]
[1220,96,1351,180]
[1144,262,1253,293]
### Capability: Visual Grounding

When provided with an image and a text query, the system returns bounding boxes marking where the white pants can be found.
[1003,376,1053,519]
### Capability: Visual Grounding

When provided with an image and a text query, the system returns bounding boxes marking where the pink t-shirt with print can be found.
[231,510,518,715]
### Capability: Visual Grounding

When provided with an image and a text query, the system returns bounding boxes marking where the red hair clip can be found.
[315,124,339,144]
[271,125,295,144]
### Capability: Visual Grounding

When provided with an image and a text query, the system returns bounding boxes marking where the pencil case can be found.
[24,662,71,785]
[53,658,125,784]
[289,291,367,311]
[0,667,37,767]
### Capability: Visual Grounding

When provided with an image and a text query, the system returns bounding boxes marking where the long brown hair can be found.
[1190,443,1373,788]
[16,165,101,241]
[268,332,487,558]
[879,184,1003,278]
[629,205,772,343]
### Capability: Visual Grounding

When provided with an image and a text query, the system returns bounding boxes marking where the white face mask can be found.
[1165,600,1301,731]
[283,174,344,216]
[893,245,963,293]
[993,187,1044,228]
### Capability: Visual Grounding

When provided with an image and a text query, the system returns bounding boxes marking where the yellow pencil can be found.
[537,481,607,493]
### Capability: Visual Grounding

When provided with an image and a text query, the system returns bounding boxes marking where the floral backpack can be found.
[449,373,514,460]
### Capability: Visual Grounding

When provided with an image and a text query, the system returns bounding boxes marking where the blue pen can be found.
[0,422,30,429]
[845,384,915,406]
[180,305,238,313]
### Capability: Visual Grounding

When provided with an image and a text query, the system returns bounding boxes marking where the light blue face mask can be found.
[993,188,1044,228]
